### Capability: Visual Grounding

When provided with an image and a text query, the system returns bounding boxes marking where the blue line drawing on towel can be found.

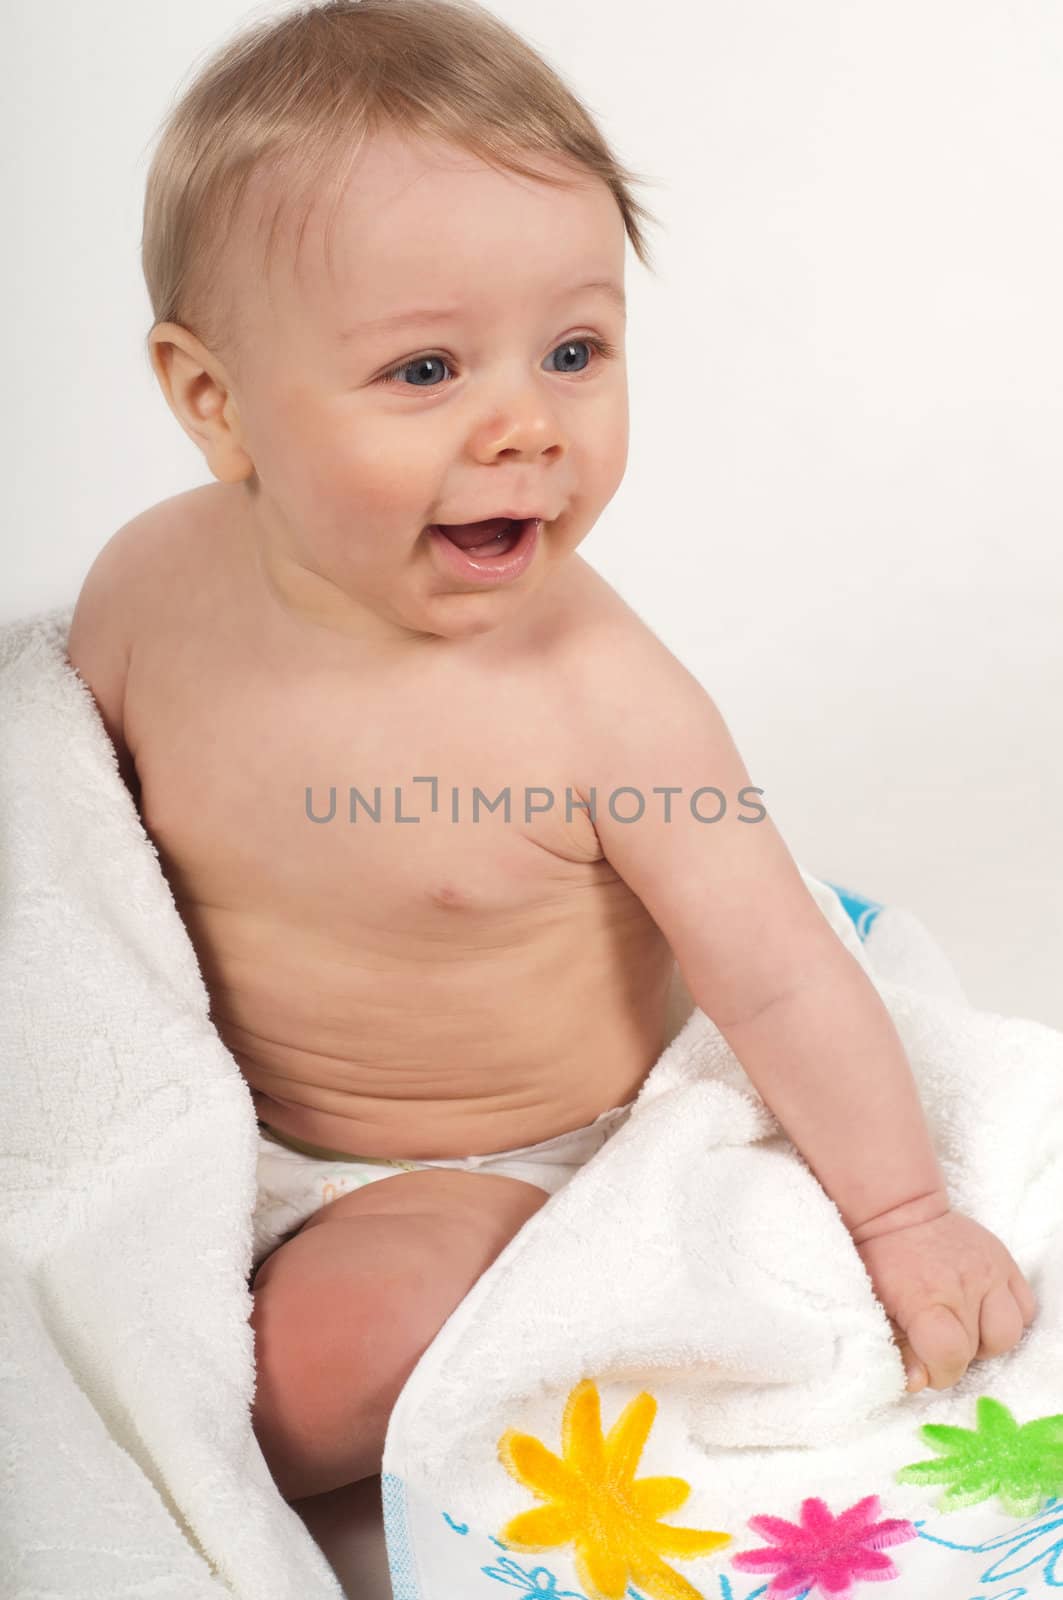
[476,1551,788,1599]
[912,1497,1063,1591]
[478,1529,646,1596]
[470,1522,783,1598]
[720,1575,799,1599]
[478,1552,597,1593]
[823,880,884,941]
[718,1576,775,1599]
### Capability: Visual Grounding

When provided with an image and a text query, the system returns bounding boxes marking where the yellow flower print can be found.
[497,1377,732,1600]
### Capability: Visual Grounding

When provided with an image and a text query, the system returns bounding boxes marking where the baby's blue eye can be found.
[379,336,613,389]
[547,340,594,375]
[387,355,449,388]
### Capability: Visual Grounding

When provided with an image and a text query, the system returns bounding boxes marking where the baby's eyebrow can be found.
[337,279,626,342]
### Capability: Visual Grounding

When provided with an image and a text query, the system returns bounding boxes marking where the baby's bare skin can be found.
[111,482,678,1159]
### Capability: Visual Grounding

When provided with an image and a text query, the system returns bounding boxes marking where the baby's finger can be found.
[887,1318,928,1392]
[976,1282,1025,1359]
[901,1348,928,1393]
[906,1303,974,1391]
[1010,1273,1038,1327]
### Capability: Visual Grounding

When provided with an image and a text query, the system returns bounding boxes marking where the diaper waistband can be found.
[257,1096,637,1167]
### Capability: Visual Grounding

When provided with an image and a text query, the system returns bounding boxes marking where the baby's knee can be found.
[248,1214,461,1497]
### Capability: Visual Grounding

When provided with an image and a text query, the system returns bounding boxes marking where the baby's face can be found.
[223,128,629,648]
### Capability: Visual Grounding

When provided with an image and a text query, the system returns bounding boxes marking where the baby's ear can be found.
[147,322,254,485]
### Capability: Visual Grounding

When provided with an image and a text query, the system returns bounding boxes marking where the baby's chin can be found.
[406,586,541,645]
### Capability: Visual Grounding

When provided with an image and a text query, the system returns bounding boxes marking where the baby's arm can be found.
[567,625,940,1228]
[567,618,1035,1386]
[718,964,944,1236]
[66,522,141,803]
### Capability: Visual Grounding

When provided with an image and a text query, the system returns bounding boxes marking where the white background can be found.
[3,1,1061,1025]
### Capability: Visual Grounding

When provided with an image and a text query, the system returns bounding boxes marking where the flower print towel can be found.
[379,880,1063,1600]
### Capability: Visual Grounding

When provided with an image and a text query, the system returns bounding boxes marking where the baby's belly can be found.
[195,886,678,1160]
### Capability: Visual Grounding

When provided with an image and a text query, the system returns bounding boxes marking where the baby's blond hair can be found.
[140,0,663,371]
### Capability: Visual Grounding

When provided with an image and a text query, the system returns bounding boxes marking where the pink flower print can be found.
[731,1493,918,1598]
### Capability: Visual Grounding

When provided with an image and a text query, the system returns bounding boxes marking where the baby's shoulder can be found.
[65,491,195,790]
[68,481,229,699]
[554,559,700,703]
[106,484,241,640]
[79,483,218,609]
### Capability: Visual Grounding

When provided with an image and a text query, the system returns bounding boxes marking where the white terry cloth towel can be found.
[0,606,345,1598]
[3,604,1062,1600]
[376,900,1063,1589]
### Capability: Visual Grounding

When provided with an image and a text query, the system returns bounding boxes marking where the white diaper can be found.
[250,1100,635,1273]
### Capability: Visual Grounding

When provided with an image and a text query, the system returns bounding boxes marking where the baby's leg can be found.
[249,1167,549,1501]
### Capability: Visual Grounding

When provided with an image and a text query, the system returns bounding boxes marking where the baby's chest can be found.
[133,663,603,930]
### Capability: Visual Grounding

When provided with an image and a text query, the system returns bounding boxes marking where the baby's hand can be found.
[853,1207,1037,1393]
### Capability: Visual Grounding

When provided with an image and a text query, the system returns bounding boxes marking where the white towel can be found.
[379,890,1063,1598]
[0,607,344,1598]
[2,605,1061,1600]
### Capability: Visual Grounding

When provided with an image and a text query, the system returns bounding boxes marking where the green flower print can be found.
[896,1396,1063,1517]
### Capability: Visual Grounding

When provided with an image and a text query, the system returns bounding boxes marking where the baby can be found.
[66,0,1035,1504]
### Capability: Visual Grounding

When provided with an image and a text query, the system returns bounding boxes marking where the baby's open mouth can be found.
[432,517,523,555]
[425,516,542,582]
